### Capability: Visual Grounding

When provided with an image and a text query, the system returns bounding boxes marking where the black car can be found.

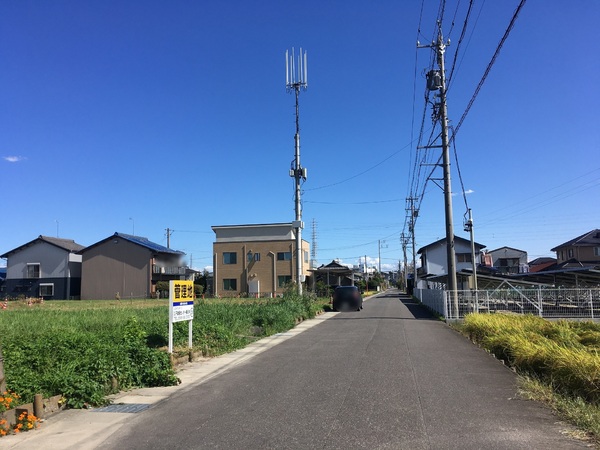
[332,286,363,312]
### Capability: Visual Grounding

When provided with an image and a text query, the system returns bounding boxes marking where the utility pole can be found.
[401,233,409,291]
[378,239,388,279]
[166,228,173,249]
[406,197,418,293]
[286,48,308,295]
[464,208,477,291]
[419,23,458,316]
[364,255,368,291]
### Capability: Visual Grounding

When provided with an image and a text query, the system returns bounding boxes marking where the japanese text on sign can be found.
[169,280,194,323]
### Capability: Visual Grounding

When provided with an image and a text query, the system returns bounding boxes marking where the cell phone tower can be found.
[286,47,308,294]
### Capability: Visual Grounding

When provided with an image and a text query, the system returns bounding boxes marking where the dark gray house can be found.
[487,246,528,274]
[80,232,186,300]
[0,235,85,300]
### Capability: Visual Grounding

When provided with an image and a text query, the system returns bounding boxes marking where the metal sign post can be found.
[168,280,195,353]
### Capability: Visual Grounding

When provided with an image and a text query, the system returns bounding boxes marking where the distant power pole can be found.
[286,47,308,295]
[419,22,458,315]
[464,208,478,291]
[166,228,173,249]
[401,232,409,290]
[311,219,317,269]
[406,197,418,290]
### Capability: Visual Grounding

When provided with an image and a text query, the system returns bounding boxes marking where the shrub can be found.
[0,292,326,407]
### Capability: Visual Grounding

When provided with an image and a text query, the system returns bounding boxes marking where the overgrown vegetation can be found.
[0,292,327,409]
[459,313,600,443]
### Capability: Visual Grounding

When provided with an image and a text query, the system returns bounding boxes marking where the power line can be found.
[450,127,469,213]
[304,141,412,192]
[305,198,402,205]
[451,0,528,141]
[446,0,474,90]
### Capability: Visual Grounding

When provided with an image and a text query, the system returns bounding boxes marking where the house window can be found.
[223,252,237,265]
[254,253,260,262]
[304,251,309,263]
[568,249,574,258]
[27,263,40,278]
[247,252,260,262]
[39,283,54,297]
[278,275,292,287]
[595,247,600,257]
[223,279,237,291]
[277,252,292,261]
[456,253,472,263]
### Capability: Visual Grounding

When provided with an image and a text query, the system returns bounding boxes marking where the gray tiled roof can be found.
[550,229,600,251]
[1,235,85,257]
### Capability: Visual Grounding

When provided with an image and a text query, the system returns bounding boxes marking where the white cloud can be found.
[452,189,474,197]
[3,156,26,163]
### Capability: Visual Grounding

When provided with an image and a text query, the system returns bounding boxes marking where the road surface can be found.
[99,290,586,449]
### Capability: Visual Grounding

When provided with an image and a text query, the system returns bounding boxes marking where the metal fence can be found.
[415,288,447,317]
[443,288,600,320]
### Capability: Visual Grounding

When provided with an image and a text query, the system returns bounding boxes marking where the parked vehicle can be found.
[332,286,363,312]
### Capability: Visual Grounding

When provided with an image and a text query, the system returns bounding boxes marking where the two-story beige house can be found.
[212,223,310,297]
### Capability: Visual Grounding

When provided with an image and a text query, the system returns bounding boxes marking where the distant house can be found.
[212,223,310,297]
[417,236,486,289]
[312,260,354,288]
[0,235,85,299]
[486,247,528,274]
[528,257,557,273]
[80,233,186,300]
[551,229,600,266]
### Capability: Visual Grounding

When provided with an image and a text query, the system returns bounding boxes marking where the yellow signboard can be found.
[170,280,194,322]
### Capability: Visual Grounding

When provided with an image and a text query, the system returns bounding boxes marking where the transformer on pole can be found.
[285,48,308,294]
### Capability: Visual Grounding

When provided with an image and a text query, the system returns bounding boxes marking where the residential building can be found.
[487,246,529,274]
[417,236,486,289]
[551,229,600,266]
[0,235,85,299]
[212,223,310,297]
[80,232,186,300]
[312,260,354,288]
[528,257,557,273]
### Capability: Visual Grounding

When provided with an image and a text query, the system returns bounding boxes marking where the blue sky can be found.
[1,1,599,272]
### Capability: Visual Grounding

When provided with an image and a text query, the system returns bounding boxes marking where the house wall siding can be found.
[6,242,70,279]
[423,240,476,275]
[81,238,151,299]
[556,245,600,263]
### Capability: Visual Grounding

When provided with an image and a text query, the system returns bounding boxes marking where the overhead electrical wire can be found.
[446,0,474,90]
[451,0,527,141]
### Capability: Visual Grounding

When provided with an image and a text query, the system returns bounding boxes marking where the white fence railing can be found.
[442,288,600,320]
[415,288,447,317]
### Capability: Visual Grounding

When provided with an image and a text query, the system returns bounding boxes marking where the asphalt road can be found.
[99,290,587,449]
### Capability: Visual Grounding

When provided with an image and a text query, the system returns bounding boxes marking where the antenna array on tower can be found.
[286,48,308,90]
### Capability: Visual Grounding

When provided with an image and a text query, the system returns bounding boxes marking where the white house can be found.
[1,235,85,300]
[417,236,486,290]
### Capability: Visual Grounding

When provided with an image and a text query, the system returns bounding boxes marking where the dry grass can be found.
[459,313,600,442]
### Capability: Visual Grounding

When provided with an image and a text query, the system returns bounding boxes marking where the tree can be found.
[194,270,209,296]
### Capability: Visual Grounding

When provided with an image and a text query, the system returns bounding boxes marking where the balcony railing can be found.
[152,265,186,275]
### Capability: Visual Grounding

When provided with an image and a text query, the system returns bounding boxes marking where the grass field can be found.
[0,293,329,408]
